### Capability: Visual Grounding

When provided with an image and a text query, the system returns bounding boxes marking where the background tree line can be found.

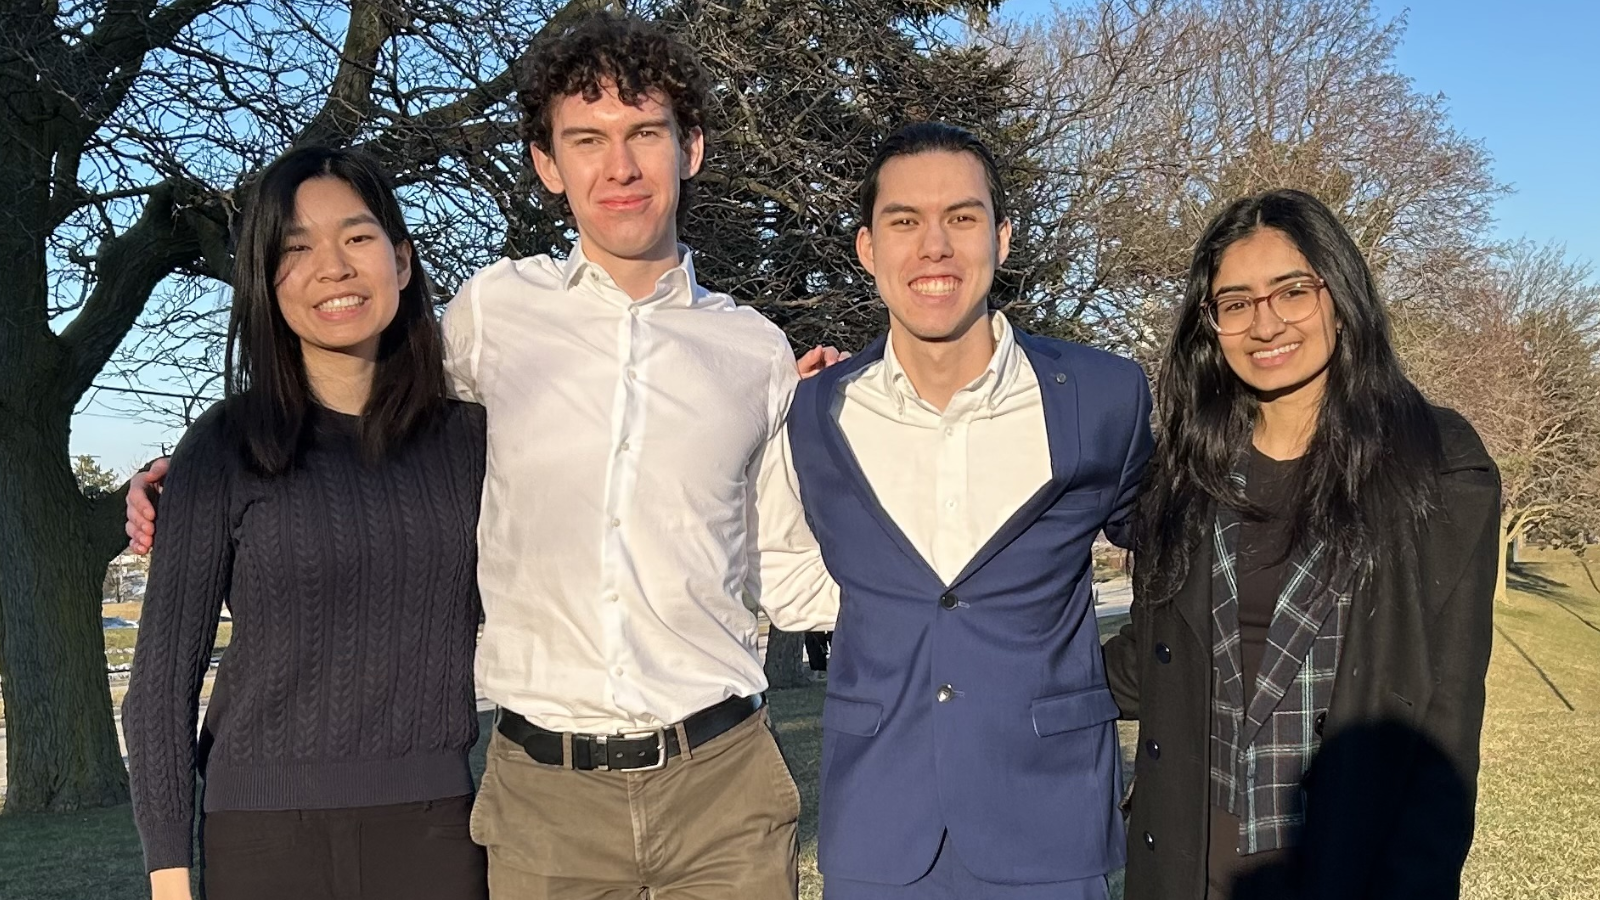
[2,0,1595,812]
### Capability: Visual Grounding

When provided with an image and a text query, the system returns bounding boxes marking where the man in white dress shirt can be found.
[443,14,842,899]
[127,13,839,900]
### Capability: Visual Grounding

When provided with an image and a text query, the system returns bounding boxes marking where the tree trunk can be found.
[0,414,130,812]
[763,629,811,690]
[1495,513,1513,605]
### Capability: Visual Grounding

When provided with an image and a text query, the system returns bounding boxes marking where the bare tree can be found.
[0,0,618,813]
[986,0,1503,356]
[1397,244,1600,603]
[2,0,1038,810]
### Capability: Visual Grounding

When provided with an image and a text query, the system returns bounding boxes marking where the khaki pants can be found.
[470,708,800,900]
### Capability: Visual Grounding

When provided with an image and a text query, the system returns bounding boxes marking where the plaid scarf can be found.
[1209,471,1351,855]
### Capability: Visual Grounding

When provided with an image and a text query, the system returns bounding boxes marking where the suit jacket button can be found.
[1154,643,1172,664]
[1143,831,1155,850]
[1315,712,1327,737]
[936,684,956,703]
[939,592,959,610]
[1145,738,1161,760]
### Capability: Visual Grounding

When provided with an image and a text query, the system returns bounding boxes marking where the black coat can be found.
[1103,408,1501,900]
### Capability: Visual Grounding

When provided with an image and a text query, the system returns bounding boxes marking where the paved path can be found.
[1094,577,1133,618]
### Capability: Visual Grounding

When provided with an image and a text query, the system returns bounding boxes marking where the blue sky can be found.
[999,0,1600,265]
[69,0,1600,470]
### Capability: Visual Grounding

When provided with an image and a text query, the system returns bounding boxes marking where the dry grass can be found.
[1,560,1595,899]
[101,602,144,622]
[1459,552,1600,900]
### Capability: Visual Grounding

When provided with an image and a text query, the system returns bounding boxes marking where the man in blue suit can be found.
[787,122,1153,899]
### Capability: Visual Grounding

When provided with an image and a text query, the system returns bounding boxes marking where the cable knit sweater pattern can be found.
[122,400,487,872]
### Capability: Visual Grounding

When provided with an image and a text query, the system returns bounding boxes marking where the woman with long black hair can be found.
[122,146,488,900]
[1105,189,1500,900]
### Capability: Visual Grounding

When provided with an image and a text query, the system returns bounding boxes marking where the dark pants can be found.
[805,631,832,671]
[202,794,487,900]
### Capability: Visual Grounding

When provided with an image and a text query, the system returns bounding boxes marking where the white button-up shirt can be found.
[833,314,1051,583]
[443,244,837,733]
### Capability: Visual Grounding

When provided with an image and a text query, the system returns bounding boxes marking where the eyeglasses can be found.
[1204,278,1325,336]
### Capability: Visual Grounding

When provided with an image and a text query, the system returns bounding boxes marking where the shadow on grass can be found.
[1509,563,1600,636]
[1506,563,1568,598]
[1494,623,1576,712]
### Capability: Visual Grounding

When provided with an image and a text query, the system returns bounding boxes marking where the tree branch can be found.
[56,180,206,404]
[358,0,614,167]
[81,0,224,100]
[295,0,393,147]
[89,484,135,564]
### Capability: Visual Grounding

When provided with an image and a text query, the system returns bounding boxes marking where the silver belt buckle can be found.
[596,729,669,771]
[623,728,669,771]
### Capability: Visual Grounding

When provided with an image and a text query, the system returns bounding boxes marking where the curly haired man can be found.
[440,12,841,899]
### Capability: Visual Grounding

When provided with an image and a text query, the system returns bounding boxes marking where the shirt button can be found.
[944,426,955,437]
[627,369,638,381]
[936,684,956,702]
[629,307,639,317]
[605,592,619,603]
[610,517,621,528]
[1154,643,1172,664]
[939,592,959,610]
[1145,738,1161,760]
[1143,831,1155,850]
[614,666,624,676]
[945,499,957,509]
[619,441,630,452]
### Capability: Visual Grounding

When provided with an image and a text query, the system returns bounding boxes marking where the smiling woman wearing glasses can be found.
[1104,189,1501,900]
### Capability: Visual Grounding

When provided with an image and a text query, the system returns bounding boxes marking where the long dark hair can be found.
[224,146,446,475]
[1136,189,1442,603]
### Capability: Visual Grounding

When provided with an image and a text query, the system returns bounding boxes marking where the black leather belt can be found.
[497,693,764,771]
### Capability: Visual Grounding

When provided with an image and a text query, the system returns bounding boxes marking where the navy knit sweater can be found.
[123,400,486,872]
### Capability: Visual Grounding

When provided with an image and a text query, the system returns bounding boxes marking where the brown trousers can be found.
[470,708,800,900]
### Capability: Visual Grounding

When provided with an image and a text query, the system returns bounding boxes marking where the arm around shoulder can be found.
[749,342,839,631]
[1103,361,1154,551]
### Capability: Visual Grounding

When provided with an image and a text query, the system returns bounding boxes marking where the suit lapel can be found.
[948,333,1080,588]
[812,336,943,584]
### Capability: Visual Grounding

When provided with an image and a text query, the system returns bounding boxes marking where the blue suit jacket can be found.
[788,328,1153,886]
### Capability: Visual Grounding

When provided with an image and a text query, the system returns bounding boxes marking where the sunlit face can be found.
[274,177,410,361]
[531,83,704,273]
[1211,227,1339,398]
[856,150,1012,345]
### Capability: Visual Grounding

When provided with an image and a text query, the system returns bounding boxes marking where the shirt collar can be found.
[560,240,702,308]
[880,313,1023,416]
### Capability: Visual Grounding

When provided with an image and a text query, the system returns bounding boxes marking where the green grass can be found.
[3,561,1595,900]
[0,806,149,900]
[102,622,230,668]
